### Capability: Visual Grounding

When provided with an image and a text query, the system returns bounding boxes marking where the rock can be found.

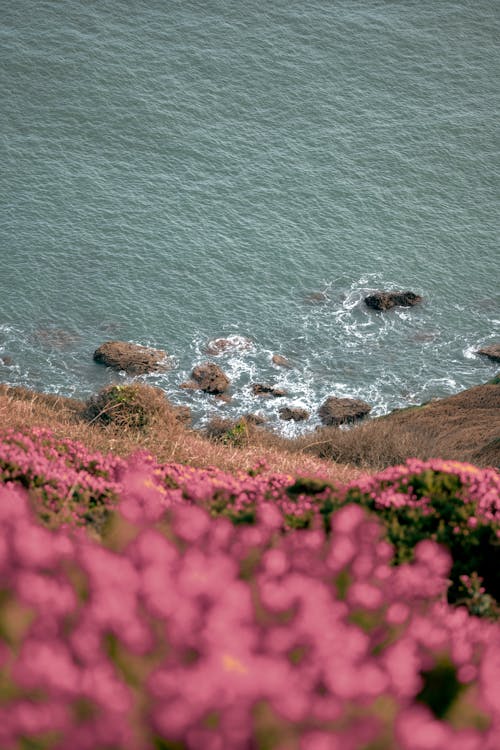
[1,355,13,366]
[191,362,230,394]
[279,406,310,422]
[477,344,500,363]
[214,393,232,404]
[272,354,293,369]
[364,291,422,311]
[204,335,253,356]
[411,331,438,343]
[252,383,288,398]
[35,326,80,349]
[304,291,328,305]
[179,380,198,390]
[318,396,371,426]
[93,341,169,375]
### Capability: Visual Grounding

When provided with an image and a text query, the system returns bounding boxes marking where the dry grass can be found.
[0,385,360,483]
[1,379,497,481]
[293,383,500,470]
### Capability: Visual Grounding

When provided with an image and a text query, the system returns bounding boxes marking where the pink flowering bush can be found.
[0,429,123,531]
[1,432,500,746]
[337,460,500,615]
[1,469,500,749]
[1,430,499,614]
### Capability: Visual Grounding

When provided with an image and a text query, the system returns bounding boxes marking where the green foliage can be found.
[222,419,248,446]
[416,657,464,719]
[286,476,334,498]
[283,511,314,529]
[319,467,500,616]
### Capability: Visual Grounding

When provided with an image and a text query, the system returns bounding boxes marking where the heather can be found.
[1,431,500,747]
[1,428,499,611]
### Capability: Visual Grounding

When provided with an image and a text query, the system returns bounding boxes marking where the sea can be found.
[1,0,499,436]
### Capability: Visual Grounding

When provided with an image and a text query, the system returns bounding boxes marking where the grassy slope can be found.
[294,380,500,470]
[0,376,498,478]
[0,384,360,483]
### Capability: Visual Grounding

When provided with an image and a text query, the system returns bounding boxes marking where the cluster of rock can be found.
[91,292,498,430]
[91,340,373,427]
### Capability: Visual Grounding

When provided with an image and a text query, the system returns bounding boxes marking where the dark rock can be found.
[191,362,230,394]
[252,383,288,398]
[204,336,253,355]
[318,396,371,426]
[1,355,13,366]
[364,291,422,311]
[272,354,293,369]
[279,406,310,422]
[93,341,169,375]
[477,344,500,363]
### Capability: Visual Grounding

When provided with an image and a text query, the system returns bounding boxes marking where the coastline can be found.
[1,371,498,473]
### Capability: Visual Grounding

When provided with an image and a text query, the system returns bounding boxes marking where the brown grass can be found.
[293,383,500,470]
[1,379,497,481]
[0,384,359,483]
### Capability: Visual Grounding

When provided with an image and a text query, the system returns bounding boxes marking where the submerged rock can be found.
[304,291,328,305]
[34,326,81,349]
[477,344,500,363]
[272,354,293,369]
[191,362,230,394]
[364,291,422,311]
[252,383,288,398]
[279,406,310,422]
[319,396,371,426]
[93,341,169,375]
[204,336,253,355]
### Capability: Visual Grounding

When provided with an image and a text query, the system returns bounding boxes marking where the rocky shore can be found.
[0,289,498,466]
[88,323,500,438]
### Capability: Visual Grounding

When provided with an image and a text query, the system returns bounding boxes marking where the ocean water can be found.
[1,0,499,435]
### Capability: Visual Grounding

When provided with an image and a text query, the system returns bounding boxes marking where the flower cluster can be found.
[0,428,123,530]
[1,471,500,749]
[1,429,499,613]
[339,459,500,613]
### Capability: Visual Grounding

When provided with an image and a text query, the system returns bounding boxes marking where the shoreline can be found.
[1,372,498,472]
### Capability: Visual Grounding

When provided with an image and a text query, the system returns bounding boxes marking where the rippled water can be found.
[1,0,499,434]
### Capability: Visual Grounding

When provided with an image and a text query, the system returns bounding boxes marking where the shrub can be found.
[1,478,500,749]
[334,459,500,617]
[84,383,188,432]
[1,429,499,617]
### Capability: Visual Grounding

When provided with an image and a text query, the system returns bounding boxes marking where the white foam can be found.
[463,344,479,360]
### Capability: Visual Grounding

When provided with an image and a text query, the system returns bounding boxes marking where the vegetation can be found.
[0,380,498,748]
[0,431,499,748]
